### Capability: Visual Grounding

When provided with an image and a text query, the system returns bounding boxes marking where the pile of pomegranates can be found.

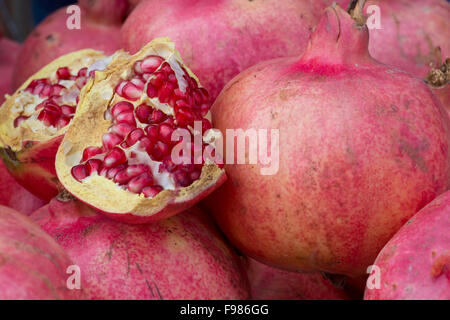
[0,0,448,300]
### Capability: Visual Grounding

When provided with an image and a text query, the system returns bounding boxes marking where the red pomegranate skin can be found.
[78,0,129,25]
[0,136,63,201]
[31,198,250,300]
[246,258,348,300]
[12,7,120,89]
[121,0,343,100]
[0,37,21,104]
[205,5,450,277]
[364,191,450,300]
[362,0,449,79]
[0,205,84,299]
[0,160,45,215]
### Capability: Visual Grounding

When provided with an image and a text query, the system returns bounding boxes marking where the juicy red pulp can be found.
[71,54,215,198]
[15,66,95,130]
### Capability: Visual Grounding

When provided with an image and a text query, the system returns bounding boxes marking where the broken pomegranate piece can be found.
[0,50,109,200]
[56,38,226,223]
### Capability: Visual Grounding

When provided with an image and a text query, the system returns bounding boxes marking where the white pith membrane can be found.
[56,38,225,217]
[0,50,109,151]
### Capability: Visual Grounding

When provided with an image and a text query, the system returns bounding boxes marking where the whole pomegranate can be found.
[0,50,111,200]
[0,36,21,104]
[365,191,450,300]
[12,5,121,90]
[121,0,346,100]
[0,205,84,299]
[31,196,249,300]
[0,161,45,215]
[78,0,129,25]
[55,38,225,223]
[205,2,450,276]
[340,0,450,110]
[246,258,348,300]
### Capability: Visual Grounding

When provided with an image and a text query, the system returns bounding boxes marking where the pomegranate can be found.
[78,0,129,25]
[0,205,84,299]
[364,191,450,300]
[0,36,21,104]
[205,2,450,276]
[246,258,348,300]
[121,0,347,100]
[30,195,249,300]
[0,161,45,215]
[56,38,225,223]
[0,50,111,200]
[340,0,450,109]
[12,6,121,90]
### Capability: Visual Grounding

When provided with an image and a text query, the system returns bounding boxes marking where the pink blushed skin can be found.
[12,7,121,90]
[31,198,250,300]
[0,37,21,104]
[121,0,343,100]
[364,191,450,300]
[246,258,349,300]
[204,5,450,277]
[0,205,84,299]
[0,160,46,215]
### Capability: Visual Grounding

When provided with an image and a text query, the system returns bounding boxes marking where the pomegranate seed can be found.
[126,164,149,177]
[127,173,153,194]
[134,61,143,75]
[39,85,53,98]
[38,108,60,127]
[202,118,212,132]
[173,88,186,98]
[125,128,145,147]
[52,84,65,96]
[173,171,191,187]
[146,84,157,98]
[111,123,134,138]
[56,67,71,80]
[167,73,177,83]
[114,170,133,184]
[142,73,151,81]
[88,70,96,78]
[193,87,209,105]
[138,137,153,153]
[82,146,104,162]
[102,133,123,150]
[141,56,164,74]
[77,67,88,77]
[14,116,29,127]
[56,115,71,130]
[72,165,88,182]
[85,159,102,175]
[189,169,201,182]
[175,107,195,127]
[199,103,210,117]
[61,105,76,116]
[33,83,46,95]
[151,141,170,161]
[111,101,134,118]
[115,111,137,126]
[158,123,174,144]
[175,99,190,109]
[142,185,163,198]
[149,109,167,124]
[122,82,142,101]
[135,104,153,123]
[115,81,127,96]
[103,147,127,168]
[158,82,175,103]
[162,156,177,173]
[106,164,127,180]
[149,72,166,87]
[160,62,172,74]
[145,125,159,142]
[130,77,145,90]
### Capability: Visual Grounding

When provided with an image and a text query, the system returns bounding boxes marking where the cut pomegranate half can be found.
[56,38,226,223]
[0,50,112,200]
